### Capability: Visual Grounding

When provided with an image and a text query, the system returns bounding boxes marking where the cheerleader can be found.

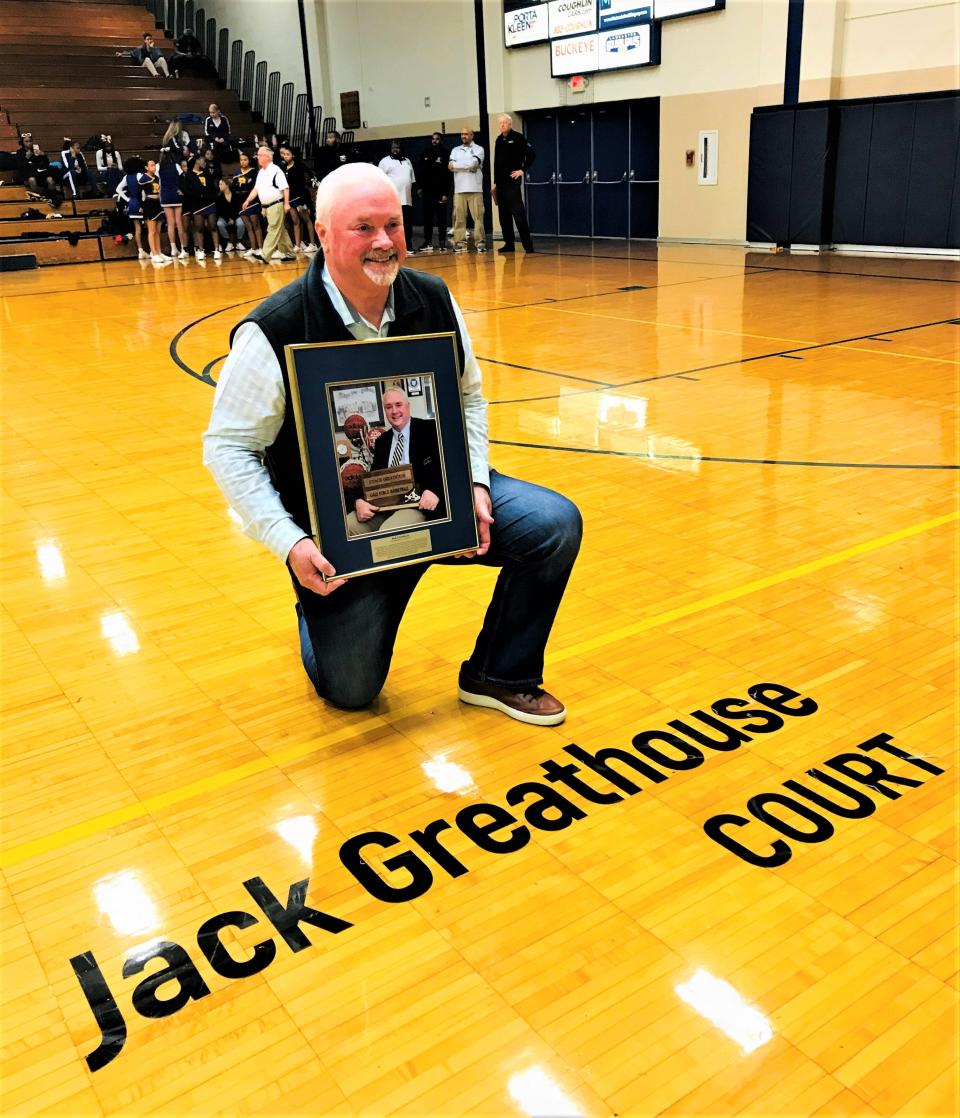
[181,154,222,261]
[232,151,263,259]
[95,135,123,196]
[278,144,318,254]
[159,150,189,259]
[137,158,171,263]
[117,156,148,259]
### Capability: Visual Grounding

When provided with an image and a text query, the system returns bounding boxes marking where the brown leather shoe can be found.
[457,669,566,726]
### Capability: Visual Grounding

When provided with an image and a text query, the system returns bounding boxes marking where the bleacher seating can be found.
[0,0,263,266]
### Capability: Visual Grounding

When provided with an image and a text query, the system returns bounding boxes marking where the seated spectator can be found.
[96,135,124,196]
[61,139,94,197]
[125,32,171,78]
[170,30,214,79]
[205,104,232,161]
[215,177,245,253]
[16,137,63,205]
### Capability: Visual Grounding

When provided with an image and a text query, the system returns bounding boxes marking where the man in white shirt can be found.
[241,145,295,262]
[377,141,416,253]
[204,163,581,726]
[448,128,486,253]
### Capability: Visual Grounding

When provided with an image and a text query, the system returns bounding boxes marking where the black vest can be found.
[233,251,466,535]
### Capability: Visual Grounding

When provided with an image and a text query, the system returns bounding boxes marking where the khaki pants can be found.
[453,192,484,249]
[261,201,295,260]
[141,56,170,77]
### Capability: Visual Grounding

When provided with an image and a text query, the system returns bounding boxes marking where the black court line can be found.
[488,315,960,405]
[490,439,959,471]
[169,297,261,384]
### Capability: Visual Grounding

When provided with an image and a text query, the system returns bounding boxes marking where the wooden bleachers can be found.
[0,0,264,265]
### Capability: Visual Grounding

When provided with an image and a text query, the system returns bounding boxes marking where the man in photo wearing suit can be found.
[347,387,446,535]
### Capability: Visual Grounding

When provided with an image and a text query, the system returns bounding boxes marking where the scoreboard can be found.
[504,0,724,75]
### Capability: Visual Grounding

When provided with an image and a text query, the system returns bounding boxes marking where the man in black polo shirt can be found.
[493,113,536,254]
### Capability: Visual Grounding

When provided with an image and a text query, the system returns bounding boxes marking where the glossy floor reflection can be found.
[1,243,958,1117]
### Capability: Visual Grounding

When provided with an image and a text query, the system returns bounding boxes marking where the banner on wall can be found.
[504,3,549,46]
[548,0,598,39]
[598,0,652,30]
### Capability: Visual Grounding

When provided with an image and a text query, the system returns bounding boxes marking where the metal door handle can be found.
[592,170,598,182]
[550,171,556,184]
[629,169,635,180]
[582,172,590,184]
[621,171,628,182]
[557,172,563,182]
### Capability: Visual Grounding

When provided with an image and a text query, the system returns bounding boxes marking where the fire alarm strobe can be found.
[568,74,589,92]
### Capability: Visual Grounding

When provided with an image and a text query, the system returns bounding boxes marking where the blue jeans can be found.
[295,470,582,708]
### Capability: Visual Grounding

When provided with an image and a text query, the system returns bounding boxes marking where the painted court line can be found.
[2,509,956,870]
[547,509,958,663]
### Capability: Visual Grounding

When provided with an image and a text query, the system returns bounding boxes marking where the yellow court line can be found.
[2,509,957,870]
[547,508,959,663]
[834,344,960,366]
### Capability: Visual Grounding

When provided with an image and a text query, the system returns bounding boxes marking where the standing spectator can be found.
[416,132,452,253]
[127,32,172,78]
[315,130,350,181]
[232,151,263,259]
[449,127,485,254]
[493,113,536,254]
[241,145,295,263]
[159,149,189,259]
[61,140,92,197]
[278,144,318,254]
[182,154,222,261]
[95,135,123,196]
[378,140,416,253]
[205,104,232,161]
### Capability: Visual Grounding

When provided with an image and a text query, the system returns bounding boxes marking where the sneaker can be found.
[498,245,515,254]
[476,244,486,254]
[242,247,256,259]
[293,243,304,253]
[213,249,222,260]
[195,249,205,261]
[224,243,234,253]
[150,254,165,263]
[304,243,318,253]
[420,244,434,254]
[407,247,417,255]
[253,249,263,258]
[438,245,448,253]
[457,669,566,726]
[138,248,149,259]
[454,244,465,254]
[178,248,188,259]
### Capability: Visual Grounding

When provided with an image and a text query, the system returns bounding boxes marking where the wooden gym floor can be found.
[1,242,957,1117]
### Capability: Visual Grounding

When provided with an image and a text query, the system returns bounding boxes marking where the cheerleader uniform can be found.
[282,158,312,209]
[121,171,142,219]
[232,168,260,216]
[182,168,218,218]
[138,172,162,221]
[158,160,182,206]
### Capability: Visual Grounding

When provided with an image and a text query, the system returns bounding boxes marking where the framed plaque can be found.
[285,333,479,580]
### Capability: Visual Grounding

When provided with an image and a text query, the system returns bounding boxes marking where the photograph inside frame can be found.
[329,374,451,539]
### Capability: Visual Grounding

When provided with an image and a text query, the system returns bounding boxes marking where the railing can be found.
[279,83,294,140]
[292,94,309,152]
[195,6,204,44]
[205,18,215,61]
[265,71,280,131]
[241,50,255,104]
[175,0,185,37]
[253,61,267,118]
[229,40,243,95]
[322,115,337,137]
[185,1,194,34]
[217,28,228,81]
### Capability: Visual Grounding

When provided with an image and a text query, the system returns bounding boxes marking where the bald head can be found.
[315,162,399,226]
[314,162,406,299]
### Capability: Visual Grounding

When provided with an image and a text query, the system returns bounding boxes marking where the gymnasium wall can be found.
[216,0,958,243]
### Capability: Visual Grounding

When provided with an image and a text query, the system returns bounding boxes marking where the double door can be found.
[524,99,659,240]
